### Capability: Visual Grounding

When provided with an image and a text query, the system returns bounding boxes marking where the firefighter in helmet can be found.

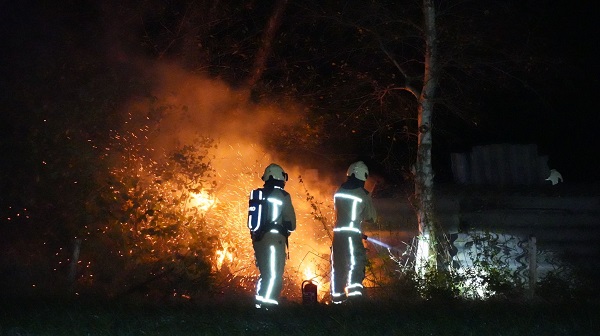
[252,163,296,309]
[330,161,377,304]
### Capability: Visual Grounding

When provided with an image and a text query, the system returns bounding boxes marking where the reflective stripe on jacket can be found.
[333,186,376,234]
[265,186,296,234]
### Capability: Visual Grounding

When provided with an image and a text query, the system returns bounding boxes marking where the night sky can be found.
[1,0,598,185]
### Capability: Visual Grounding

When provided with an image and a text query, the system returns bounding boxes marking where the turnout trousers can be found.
[330,231,366,303]
[253,231,287,306]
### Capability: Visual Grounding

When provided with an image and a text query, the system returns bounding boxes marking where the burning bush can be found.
[66,118,219,300]
[28,66,339,303]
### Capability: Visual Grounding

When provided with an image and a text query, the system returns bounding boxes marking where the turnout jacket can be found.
[333,178,376,233]
[265,185,296,235]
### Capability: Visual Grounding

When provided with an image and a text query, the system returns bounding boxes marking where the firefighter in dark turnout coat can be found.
[330,161,377,304]
[252,163,296,309]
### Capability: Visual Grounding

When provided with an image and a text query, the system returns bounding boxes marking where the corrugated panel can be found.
[451,144,552,186]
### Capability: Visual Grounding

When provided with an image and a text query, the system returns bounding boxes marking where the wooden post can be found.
[68,238,82,285]
[528,235,537,299]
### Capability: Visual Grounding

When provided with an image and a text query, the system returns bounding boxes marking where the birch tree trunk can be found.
[415,0,439,274]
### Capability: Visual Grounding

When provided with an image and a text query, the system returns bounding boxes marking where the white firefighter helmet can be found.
[347,161,369,181]
[261,163,289,182]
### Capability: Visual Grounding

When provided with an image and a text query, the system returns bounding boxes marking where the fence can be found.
[372,191,600,289]
[450,232,541,296]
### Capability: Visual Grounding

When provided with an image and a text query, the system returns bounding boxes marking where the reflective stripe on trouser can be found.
[253,231,286,305]
[330,231,366,302]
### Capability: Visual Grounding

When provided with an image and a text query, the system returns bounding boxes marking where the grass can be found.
[1,295,598,336]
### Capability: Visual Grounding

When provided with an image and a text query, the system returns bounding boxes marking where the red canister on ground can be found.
[302,280,318,304]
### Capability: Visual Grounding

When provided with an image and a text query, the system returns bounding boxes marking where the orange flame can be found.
[189,190,216,212]
[215,241,234,271]
[104,65,340,302]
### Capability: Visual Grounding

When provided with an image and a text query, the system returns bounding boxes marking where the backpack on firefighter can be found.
[247,188,272,241]
[247,187,291,246]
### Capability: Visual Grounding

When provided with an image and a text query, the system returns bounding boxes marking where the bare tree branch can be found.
[246,0,289,88]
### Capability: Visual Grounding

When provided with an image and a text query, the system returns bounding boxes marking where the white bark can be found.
[415,0,439,273]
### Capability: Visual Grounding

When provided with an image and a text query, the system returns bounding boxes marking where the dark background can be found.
[0,0,599,310]
[1,0,598,184]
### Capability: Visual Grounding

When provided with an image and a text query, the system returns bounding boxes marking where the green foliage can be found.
[536,271,575,302]
[535,268,598,303]
[453,232,525,300]
[416,265,461,301]
[454,260,523,301]
[379,231,531,301]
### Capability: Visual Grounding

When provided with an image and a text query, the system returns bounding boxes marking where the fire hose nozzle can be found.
[362,234,368,240]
